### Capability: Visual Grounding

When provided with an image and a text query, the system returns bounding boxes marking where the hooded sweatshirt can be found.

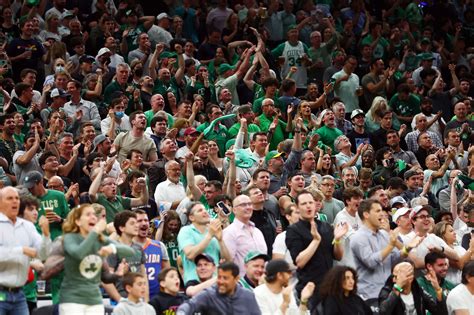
[113,298,156,315]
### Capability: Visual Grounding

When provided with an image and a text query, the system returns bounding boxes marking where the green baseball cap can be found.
[421,52,434,61]
[218,63,235,75]
[244,251,268,264]
[265,150,284,163]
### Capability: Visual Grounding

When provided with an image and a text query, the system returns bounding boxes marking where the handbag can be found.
[40,236,64,280]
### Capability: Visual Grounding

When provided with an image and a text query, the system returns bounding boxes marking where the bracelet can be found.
[300,299,308,306]
[332,239,341,245]
[393,284,403,293]
[401,246,409,256]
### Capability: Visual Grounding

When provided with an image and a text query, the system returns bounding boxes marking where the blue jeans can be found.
[0,290,29,315]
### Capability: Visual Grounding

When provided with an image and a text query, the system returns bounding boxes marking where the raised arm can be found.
[185,152,203,201]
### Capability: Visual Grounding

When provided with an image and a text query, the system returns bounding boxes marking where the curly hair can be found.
[319,266,358,301]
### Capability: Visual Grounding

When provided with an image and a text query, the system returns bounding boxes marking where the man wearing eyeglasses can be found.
[404,205,459,271]
[223,194,267,276]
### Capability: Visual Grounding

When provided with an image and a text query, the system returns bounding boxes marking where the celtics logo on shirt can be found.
[79,255,103,279]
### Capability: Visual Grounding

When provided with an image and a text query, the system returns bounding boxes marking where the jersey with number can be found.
[272,41,308,89]
[143,239,164,298]
[164,239,179,268]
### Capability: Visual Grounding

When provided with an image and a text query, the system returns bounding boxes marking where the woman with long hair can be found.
[433,221,474,285]
[319,266,372,314]
[59,204,135,314]
[155,210,182,272]
[314,148,336,176]
[208,140,223,172]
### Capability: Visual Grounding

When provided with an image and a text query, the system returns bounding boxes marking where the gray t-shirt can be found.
[13,151,42,184]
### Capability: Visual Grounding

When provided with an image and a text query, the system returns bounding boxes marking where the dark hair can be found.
[320,266,358,301]
[0,113,14,126]
[375,147,392,165]
[261,77,279,89]
[218,262,240,277]
[123,272,145,291]
[129,110,144,123]
[462,261,474,284]
[385,129,398,139]
[20,68,37,79]
[39,151,57,167]
[161,210,181,242]
[386,177,407,190]
[80,122,95,134]
[252,168,270,181]
[85,152,104,167]
[252,132,267,142]
[151,115,167,130]
[358,199,381,220]
[19,195,40,217]
[205,180,222,192]
[113,210,137,236]
[14,82,32,97]
[109,98,123,108]
[342,187,364,205]
[397,83,410,94]
[367,185,384,198]
[424,251,447,267]
[280,78,296,92]
[158,267,178,286]
[127,170,146,183]
[295,190,313,206]
[68,79,82,89]
[126,149,143,160]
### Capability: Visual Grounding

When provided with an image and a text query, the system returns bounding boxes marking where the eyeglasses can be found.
[416,215,430,220]
[234,202,252,208]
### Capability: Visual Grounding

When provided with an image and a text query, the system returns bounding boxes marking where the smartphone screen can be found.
[217,201,231,216]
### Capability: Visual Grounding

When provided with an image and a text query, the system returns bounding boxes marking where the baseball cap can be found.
[265,259,291,278]
[92,134,108,151]
[125,9,137,17]
[351,109,365,120]
[183,127,200,137]
[244,251,268,264]
[22,171,43,189]
[61,10,74,20]
[265,150,284,163]
[421,52,435,61]
[97,47,111,58]
[79,55,95,64]
[194,253,215,265]
[404,169,418,180]
[421,37,431,45]
[287,24,297,31]
[390,196,407,208]
[218,63,235,75]
[392,207,412,223]
[50,88,70,98]
[410,205,433,219]
[157,13,171,20]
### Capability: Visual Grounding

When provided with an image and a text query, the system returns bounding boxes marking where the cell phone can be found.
[216,201,231,216]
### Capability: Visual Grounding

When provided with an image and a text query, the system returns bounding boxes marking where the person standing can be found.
[0,187,48,315]
[59,204,135,314]
[285,190,348,311]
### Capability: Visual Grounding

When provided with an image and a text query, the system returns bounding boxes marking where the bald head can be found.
[0,187,20,221]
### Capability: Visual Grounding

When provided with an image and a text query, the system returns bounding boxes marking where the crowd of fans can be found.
[1,0,474,314]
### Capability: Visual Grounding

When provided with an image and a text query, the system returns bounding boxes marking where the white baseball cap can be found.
[392,207,412,223]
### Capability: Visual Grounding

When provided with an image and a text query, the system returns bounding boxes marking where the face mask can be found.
[55,66,65,73]
[178,129,185,137]
[115,111,124,119]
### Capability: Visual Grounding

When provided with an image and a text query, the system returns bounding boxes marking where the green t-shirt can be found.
[120,24,146,57]
[253,83,264,101]
[361,34,389,60]
[153,77,181,103]
[196,121,229,156]
[37,190,70,241]
[228,122,261,139]
[252,95,281,116]
[389,93,421,118]
[257,114,287,150]
[314,125,343,152]
[164,239,179,268]
[416,276,455,315]
[60,232,135,305]
[97,193,132,223]
[103,80,135,114]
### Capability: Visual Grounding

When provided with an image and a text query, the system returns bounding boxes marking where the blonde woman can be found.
[59,204,135,315]
[365,96,401,132]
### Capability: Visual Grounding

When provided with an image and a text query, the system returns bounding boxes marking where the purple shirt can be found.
[222,218,267,276]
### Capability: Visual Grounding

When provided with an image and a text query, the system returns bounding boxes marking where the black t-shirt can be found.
[6,37,45,81]
[149,291,187,315]
[346,129,371,153]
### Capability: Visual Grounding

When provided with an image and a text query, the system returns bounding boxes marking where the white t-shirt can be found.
[446,245,466,285]
[333,208,361,268]
[272,231,296,271]
[400,292,416,315]
[254,283,300,315]
[447,283,474,315]
[404,232,448,262]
